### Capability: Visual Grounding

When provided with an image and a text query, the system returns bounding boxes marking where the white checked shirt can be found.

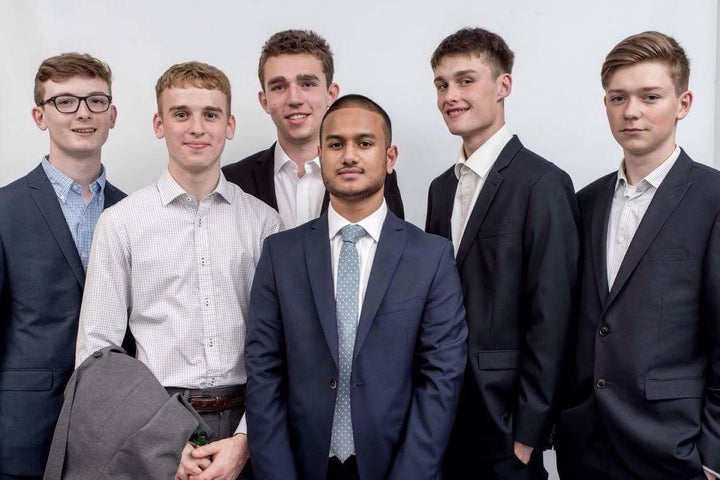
[606,147,680,289]
[76,170,282,391]
[274,143,325,230]
[451,126,513,255]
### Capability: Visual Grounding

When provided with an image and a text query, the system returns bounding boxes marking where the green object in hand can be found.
[191,430,208,447]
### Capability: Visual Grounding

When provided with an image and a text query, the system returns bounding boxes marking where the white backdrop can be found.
[1,0,716,227]
[1,1,717,477]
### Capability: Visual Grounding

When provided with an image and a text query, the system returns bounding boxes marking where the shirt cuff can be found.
[704,466,719,478]
[233,412,247,436]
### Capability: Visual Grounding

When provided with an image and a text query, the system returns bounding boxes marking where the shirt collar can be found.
[41,155,106,200]
[615,146,681,191]
[454,125,513,180]
[327,200,387,244]
[273,142,320,174]
[157,169,233,206]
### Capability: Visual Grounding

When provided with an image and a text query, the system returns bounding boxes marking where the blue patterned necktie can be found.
[330,224,366,462]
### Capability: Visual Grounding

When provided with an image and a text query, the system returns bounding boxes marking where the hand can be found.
[188,434,250,480]
[175,442,211,480]
[513,441,533,465]
[705,470,717,480]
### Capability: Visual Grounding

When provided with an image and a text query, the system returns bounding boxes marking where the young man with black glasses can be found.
[0,53,125,479]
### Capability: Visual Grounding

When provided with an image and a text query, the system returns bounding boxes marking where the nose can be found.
[444,83,460,103]
[287,83,303,106]
[75,98,93,118]
[190,115,205,136]
[623,96,641,120]
[341,144,359,164]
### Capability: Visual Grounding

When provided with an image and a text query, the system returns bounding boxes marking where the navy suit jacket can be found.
[425,136,579,460]
[558,150,720,478]
[223,143,405,219]
[0,164,125,476]
[246,211,467,480]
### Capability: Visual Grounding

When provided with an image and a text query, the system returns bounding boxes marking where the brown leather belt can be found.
[186,385,246,413]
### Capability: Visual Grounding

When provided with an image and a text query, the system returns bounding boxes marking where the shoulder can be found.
[506,142,572,186]
[99,183,159,222]
[222,145,274,176]
[229,183,282,226]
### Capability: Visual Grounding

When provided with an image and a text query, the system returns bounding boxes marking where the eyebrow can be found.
[324,132,378,142]
[296,73,320,82]
[606,86,665,94]
[52,91,108,97]
[433,69,477,83]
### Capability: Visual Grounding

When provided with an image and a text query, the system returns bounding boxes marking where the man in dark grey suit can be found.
[222,30,404,227]
[0,53,124,479]
[556,31,720,480]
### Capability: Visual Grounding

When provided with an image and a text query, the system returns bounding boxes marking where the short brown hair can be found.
[155,61,232,112]
[601,31,690,94]
[320,94,392,148]
[34,53,112,106]
[431,27,514,77]
[258,29,334,88]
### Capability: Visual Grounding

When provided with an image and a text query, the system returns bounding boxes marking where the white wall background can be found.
[1,1,717,476]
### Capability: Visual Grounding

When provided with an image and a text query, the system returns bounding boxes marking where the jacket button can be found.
[329,379,337,390]
[596,378,607,389]
[92,351,103,358]
[599,326,610,337]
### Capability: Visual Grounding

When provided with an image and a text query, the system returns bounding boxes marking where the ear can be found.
[258,89,270,114]
[497,73,512,100]
[327,82,340,107]
[676,90,693,121]
[226,114,237,140]
[152,112,164,139]
[109,105,118,129]
[32,106,48,131]
[385,145,398,174]
[603,94,608,108]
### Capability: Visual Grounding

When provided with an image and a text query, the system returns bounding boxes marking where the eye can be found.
[359,141,373,148]
[302,81,318,88]
[205,111,220,120]
[328,141,342,149]
[435,82,448,92]
[460,78,473,86]
[56,97,76,106]
[173,111,189,119]
[88,96,108,106]
[270,84,284,92]
[609,95,626,104]
[644,94,660,102]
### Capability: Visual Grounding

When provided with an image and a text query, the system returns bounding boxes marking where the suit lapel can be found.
[590,175,615,306]
[320,191,331,214]
[104,181,126,207]
[27,165,86,287]
[254,144,278,210]
[305,215,339,368]
[604,153,692,310]
[456,136,522,267]
[430,170,456,240]
[353,213,405,360]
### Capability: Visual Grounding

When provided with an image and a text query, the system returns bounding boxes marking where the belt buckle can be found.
[189,395,219,411]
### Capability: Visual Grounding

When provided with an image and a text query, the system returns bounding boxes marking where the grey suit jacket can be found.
[43,346,205,480]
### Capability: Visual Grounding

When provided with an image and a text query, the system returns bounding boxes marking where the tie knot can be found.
[341,224,366,244]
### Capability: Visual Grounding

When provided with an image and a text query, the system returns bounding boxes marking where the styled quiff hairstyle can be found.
[601,31,690,95]
[34,53,112,106]
[431,27,514,77]
[258,29,334,88]
[155,61,232,112]
[320,94,392,148]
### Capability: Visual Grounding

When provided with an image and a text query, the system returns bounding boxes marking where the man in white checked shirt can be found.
[76,62,282,480]
[245,94,467,480]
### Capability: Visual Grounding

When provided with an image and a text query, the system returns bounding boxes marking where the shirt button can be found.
[599,326,610,337]
[596,379,607,389]
[329,379,337,390]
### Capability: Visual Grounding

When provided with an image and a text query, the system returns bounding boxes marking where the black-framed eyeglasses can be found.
[39,94,112,113]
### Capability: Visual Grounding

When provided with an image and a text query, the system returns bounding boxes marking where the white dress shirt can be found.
[274,143,325,229]
[77,169,282,386]
[327,201,387,322]
[606,147,680,288]
[451,125,513,255]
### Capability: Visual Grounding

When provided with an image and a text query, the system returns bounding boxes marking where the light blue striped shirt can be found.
[41,156,106,270]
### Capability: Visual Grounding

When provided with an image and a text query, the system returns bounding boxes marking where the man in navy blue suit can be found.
[0,53,124,479]
[245,94,467,480]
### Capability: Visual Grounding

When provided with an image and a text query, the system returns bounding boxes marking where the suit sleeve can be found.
[245,240,298,480]
[388,241,467,480]
[515,168,580,448]
[699,210,720,473]
[75,210,132,365]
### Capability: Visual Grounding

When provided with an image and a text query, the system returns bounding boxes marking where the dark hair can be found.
[601,31,689,94]
[431,27,514,76]
[258,29,334,88]
[320,94,392,148]
[34,53,112,105]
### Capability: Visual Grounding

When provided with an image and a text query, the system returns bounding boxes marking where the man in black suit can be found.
[222,29,403,227]
[425,28,579,479]
[0,53,124,479]
[556,31,720,480]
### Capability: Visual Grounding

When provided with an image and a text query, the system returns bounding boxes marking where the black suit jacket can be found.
[0,164,125,476]
[223,143,405,219]
[425,135,579,461]
[557,150,720,478]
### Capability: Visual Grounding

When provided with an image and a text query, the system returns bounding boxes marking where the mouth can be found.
[338,167,363,176]
[621,127,644,134]
[184,141,211,150]
[445,107,469,118]
[72,127,97,135]
[286,113,310,124]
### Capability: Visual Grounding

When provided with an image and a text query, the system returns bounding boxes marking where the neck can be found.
[47,152,102,188]
[462,120,504,159]
[330,190,383,223]
[168,163,221,202]
[623,142,676,185]
[278,136,318,170]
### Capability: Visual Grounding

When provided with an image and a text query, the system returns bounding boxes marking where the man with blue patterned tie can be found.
[245,94,468,480]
